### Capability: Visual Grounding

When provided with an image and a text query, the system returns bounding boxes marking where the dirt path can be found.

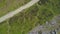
[0,0,39,23]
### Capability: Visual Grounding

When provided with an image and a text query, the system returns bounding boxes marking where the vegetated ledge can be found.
[29,15,60,34]
[0,0,60,34]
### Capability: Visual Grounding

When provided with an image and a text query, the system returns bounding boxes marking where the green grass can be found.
[0,0,60,34]
[0,22,8,34]
[0,0,30,17]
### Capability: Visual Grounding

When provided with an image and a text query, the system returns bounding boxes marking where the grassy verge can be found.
[0,0,30,17]
[0,0,60,34]
[0,22,8,34]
